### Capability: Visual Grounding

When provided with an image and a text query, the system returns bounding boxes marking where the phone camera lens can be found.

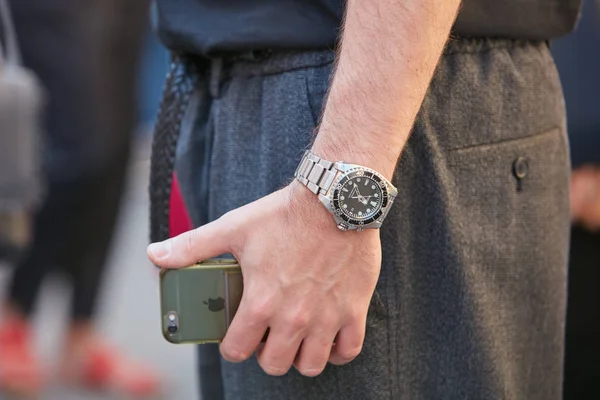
[165,312,179,335]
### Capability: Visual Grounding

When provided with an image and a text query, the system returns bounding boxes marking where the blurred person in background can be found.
[0,0,161,397]
[552,0,600,398]
[149,1,579,400]
[0,0,43,266]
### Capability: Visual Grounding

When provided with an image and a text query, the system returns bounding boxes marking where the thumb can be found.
[147,217,234,268]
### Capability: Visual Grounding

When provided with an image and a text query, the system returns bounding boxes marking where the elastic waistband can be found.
[197,37,546,76]
[190,49,335,97]
[206,49,336,78]
[443,36,548,56]
[185,37,547,97]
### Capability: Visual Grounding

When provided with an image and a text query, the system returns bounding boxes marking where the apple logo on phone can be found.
[203,297,225,312]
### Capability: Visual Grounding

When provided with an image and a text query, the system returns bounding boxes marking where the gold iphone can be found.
[160,258,243,344]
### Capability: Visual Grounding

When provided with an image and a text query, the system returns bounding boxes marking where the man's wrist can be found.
[311,126,400,181]
[286,179,341,231]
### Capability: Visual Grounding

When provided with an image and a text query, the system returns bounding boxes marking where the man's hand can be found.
[148,181,381,377]
[149,0,461,378]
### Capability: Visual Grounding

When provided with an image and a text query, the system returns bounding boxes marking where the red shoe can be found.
[0,319,43,397]
[61,340,161,398]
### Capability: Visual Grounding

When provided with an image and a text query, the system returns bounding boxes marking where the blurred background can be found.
[0,1,195,399]
[0,0,598,399]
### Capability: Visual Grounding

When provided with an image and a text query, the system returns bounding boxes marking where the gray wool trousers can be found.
[170,37,570,400]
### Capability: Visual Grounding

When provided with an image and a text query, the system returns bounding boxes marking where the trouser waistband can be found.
[185,37,547,98]
[189,49,335,98]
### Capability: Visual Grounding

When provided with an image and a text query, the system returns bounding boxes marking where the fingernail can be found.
[148,241,170,259]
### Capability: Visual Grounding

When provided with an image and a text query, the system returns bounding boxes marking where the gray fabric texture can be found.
[173,38,570,399]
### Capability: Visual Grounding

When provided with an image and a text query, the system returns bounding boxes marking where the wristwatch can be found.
[294,150,398,231]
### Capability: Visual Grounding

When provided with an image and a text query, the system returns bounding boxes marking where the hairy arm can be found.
[313,0,462,179]
[149,0,465,377]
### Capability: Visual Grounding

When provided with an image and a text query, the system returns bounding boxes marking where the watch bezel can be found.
[330,167,390,226]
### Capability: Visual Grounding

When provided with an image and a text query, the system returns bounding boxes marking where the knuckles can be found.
[183,230,198,259]
[284,309,312,332]
[247,298,276,323]
[336,344,362,363]
[220,343,251,363]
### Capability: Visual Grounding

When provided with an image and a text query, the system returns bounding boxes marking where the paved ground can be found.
[0,143,199,400]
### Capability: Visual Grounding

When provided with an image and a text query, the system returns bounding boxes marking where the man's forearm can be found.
[312,0,461,179]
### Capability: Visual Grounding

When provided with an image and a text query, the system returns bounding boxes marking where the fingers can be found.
[147,214,235,268]
[222,289,368,375]
[255,326,304,376]
[222,293,337,377]
[220,295,271,365]
[223,299,308,376]
[328,318,366,366]
[293,330,336,377]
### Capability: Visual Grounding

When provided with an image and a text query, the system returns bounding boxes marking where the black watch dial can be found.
[332,170,389,226]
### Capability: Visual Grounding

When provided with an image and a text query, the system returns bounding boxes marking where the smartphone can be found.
[160,258,243,344]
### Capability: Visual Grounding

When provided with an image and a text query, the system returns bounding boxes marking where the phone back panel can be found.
[160,260,242,344]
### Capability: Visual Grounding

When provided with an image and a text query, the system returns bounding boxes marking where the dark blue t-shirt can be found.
[156,0,341,55]
[156,0,581,56]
